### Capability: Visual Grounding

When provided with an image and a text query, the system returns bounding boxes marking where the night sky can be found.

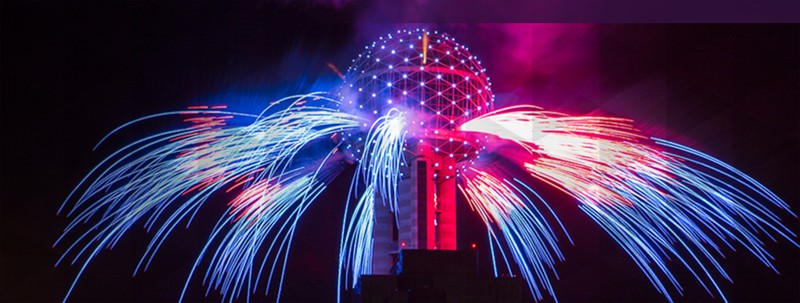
[1,1,799,302]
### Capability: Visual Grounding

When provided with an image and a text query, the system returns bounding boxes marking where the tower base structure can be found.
[372,146,458,275]
[360,249,532,303]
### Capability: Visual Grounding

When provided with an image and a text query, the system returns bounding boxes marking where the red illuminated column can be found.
[371,146,460,273]
[409,147,457,251]
[435,157,457,250]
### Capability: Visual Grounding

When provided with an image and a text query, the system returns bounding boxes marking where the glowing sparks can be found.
[56,29,796,303]
[462,106,798,302]
[189,172,334,303]
[56,93,363,302]
[326,62,345,80]
[460,168,570,301]
[338,185,376,292]
[358,108,407,211]
[338,109,407,296]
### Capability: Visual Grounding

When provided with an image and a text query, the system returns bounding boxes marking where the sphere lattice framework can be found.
[339,29,494,164]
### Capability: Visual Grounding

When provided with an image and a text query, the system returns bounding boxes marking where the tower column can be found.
[435,160,457,250]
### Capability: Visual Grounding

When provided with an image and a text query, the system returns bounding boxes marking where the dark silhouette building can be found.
[360,249,532,303]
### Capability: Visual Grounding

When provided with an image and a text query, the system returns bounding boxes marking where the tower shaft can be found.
[372,147,458,274]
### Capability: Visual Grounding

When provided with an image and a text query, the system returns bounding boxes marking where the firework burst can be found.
[57,29,797,302]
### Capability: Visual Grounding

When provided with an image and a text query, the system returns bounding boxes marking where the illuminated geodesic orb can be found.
[338,29,494,168]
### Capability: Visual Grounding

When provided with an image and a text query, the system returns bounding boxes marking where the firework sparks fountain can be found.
[57,28,797,302]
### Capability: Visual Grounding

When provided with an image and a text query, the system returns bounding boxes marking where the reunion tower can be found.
[55,25,797,303]
[339,29,494,275]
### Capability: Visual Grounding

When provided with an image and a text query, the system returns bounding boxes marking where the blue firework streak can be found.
[56,29,797,303]
[56,93,365,302]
